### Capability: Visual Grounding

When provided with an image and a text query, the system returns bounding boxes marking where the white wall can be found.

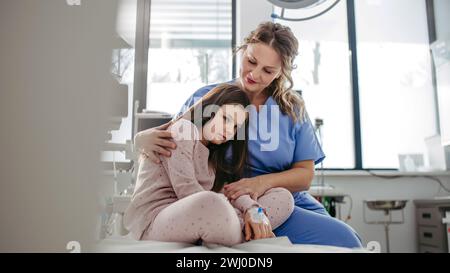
[235,0,273,73]
[318,173,450,253]
[236,0,273,44]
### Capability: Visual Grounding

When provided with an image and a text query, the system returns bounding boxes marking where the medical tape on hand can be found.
[248,207,269,225]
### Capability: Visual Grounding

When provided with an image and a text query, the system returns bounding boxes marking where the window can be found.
[431,0,450,146]
[274,0,439,169]
[274,0,355,169]
[146,0,233,115]
[433,0,450,41]
[355,0,437,168]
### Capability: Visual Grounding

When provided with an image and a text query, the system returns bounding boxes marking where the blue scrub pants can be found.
[273,192,363,248]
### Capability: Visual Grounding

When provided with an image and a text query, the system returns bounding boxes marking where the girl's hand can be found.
[243,207,275,241]
[134,122,177,164]
[223,177,269,201]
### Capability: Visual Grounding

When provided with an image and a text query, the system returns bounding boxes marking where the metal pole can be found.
[385,223,390,253]
[132,0,151,138]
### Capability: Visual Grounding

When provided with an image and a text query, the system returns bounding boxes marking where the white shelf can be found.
[135,112,172,119]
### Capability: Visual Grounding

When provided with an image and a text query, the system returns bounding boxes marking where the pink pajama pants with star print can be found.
[141,188,294,246]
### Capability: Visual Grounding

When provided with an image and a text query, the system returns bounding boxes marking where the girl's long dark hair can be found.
[176,83,250,192]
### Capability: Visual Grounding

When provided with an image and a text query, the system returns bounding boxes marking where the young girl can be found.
[124,83,294,246]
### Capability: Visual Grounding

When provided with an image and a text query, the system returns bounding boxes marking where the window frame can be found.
[328,0,440,171]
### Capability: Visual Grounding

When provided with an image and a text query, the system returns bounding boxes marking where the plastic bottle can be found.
[404,155,416,172]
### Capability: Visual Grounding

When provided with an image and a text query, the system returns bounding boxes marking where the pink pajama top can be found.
[124,118,259,240]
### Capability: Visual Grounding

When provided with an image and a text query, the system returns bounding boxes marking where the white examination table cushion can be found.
[96,234,371,253]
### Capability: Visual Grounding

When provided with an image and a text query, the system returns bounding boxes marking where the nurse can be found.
[135,21,362,248]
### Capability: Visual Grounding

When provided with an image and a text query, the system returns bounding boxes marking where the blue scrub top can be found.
[174,81,325,178]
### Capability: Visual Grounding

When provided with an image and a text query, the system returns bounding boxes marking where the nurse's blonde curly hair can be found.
[236,21,306,123]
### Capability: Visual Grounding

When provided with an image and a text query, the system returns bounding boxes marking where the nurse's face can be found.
[202,104,247,145]
[239,43,282,96]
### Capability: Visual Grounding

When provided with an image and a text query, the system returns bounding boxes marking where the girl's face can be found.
[239,43,282,95]
[202,104,247,145]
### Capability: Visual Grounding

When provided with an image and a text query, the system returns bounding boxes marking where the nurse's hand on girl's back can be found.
[134,122,177,164]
